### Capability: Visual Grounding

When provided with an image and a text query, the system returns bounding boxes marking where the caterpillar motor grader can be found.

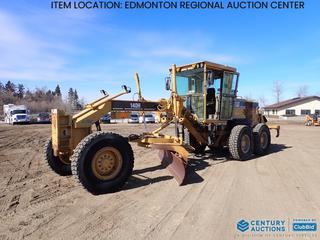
[305,113,320,126]
[45,61,280,195]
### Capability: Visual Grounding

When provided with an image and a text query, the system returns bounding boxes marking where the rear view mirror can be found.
[165,77,171,91]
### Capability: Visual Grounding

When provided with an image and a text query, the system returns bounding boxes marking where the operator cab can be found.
[170,61,239,122]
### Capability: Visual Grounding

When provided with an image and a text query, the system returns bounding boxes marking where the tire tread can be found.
[44,138,71,176]
[71,131,134,194]
[228,125,253,160]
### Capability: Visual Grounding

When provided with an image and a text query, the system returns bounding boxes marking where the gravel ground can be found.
[0,122,319,239]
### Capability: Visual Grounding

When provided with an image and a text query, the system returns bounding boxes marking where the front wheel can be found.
[71,132,134,195]
[228,125,253,160]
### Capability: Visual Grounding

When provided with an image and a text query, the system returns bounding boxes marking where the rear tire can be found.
[71,132,134,195]
[253,123,271,155]
[228,125,253,160]
[44,138,71,176]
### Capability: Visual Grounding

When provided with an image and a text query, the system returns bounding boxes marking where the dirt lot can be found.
[0,122,319,239]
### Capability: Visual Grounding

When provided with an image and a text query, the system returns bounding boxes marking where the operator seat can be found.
[206,87,216,118]
[185,95,194,114]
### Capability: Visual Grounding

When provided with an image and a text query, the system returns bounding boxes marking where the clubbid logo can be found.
[292,219,317,232]
[237,220,249,232]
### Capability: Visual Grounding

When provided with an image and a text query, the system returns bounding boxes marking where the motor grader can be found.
[45,61,280,195]
[305,114,320,126]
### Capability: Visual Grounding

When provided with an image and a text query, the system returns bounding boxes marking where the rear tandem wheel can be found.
[253,123,271,155]
[228,125,253,160]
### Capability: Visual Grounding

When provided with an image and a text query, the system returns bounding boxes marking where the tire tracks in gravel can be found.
[144,160,233,240]
[108,157,226,240]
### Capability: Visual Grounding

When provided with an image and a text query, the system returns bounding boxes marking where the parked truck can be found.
[3,104,30,124]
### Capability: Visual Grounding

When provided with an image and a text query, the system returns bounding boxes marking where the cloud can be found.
[0,7,247,102]
[0,9,105,83]
[115,30,247,67]
[0,10,66,80]
[128,46,237,63]
[0,10,127,104]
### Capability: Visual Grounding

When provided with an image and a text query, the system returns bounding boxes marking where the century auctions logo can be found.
[236,219,286,232]
[237,220,249,232]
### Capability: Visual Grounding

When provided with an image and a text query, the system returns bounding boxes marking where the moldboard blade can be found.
[158,150,186,185]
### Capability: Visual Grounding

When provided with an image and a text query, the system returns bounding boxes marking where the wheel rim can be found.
[260,131,268,149]
[91,147,123,180]
[240,134,250,153]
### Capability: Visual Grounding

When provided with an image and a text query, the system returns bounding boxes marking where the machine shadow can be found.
[122,164,172,191]
[267,143,292,154]
[183,143,292,185]
[123,144,291,190]
[123,175,174,191]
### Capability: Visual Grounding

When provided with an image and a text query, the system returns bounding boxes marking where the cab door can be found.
[220,72,239,120]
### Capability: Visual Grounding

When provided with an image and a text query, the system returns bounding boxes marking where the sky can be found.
[0,0,319,106]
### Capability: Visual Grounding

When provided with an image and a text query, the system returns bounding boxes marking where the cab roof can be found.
[173,61,237,73]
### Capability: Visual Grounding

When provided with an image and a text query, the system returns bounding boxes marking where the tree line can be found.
[0,80,83,115]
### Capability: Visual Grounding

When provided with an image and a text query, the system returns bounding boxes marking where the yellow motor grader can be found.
[45,61,280,195]
[304,114,320,126]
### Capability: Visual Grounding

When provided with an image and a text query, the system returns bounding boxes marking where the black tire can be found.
[71,132,134,195]
[44,138,72,176]
[185,131,206,154]
[228,125,253,160]
[253,123,271,155]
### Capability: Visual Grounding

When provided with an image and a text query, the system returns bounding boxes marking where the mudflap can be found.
[151,143,189,185]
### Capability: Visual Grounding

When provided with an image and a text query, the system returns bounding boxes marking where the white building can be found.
[264,96,320,116]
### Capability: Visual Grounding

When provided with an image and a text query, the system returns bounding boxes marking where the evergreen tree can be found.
[74,90,79,102]
[74,89,81,110]
[68,88,74,108]
[54,84,61,97]
[5,81,16,93]
[17,84,25,99]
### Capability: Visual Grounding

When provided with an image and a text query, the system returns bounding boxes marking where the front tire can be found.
[44,138,72,176]
[71,132,134,195]
[253,123,271,155]
[228,125,253,160]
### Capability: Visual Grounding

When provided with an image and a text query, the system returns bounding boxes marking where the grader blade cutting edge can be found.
[151,143,189,185]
